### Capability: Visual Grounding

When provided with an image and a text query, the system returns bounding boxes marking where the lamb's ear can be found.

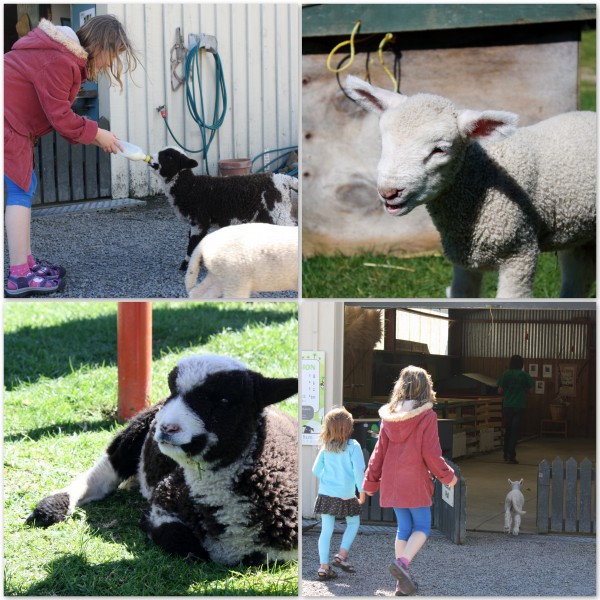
[167,366,179,395]
[344,75,407,114]
[251,372,298,408]
[179,154,199,170]
[458,109,518,141]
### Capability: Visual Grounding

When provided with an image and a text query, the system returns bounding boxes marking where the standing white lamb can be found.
[185,223,298,298]
[344,76,596,298]
[504,478,526,535]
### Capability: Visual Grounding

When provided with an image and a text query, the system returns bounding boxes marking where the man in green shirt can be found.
[497,355,534,464]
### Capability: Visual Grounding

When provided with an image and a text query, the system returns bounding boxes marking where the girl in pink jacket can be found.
[363,366,457,596]
[4,16,139,297]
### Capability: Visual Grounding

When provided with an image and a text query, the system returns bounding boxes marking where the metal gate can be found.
[32,116,111,205]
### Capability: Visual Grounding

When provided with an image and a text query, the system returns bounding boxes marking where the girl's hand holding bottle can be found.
[94,128,124,154]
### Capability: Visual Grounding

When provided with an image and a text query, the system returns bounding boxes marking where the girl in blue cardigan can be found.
[312,406,366,580]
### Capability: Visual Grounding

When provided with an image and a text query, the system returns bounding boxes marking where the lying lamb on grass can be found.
[149,147,298,270]
[345,76,596,298]
[185,224,298,298]
[26,355,298,566]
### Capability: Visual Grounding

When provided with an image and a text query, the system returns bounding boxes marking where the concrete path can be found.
[302,526,596,596]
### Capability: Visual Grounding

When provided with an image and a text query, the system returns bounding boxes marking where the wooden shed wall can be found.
[107,3,299,198]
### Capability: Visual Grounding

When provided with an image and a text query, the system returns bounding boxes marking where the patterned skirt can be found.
[314,494,362,518]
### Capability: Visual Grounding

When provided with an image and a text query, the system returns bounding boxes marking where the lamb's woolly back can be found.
[185,223,299,299]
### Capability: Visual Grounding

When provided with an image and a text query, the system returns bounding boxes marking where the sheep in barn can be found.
[149,147,298,270]
[25,354,298,566]
[185,223,298,298]
[344,76,596,298]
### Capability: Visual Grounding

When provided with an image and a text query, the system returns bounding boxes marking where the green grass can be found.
[303,28,597,299]
[4,302,298,596]
[303,251,595,299]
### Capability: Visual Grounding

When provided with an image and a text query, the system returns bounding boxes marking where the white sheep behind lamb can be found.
[185,223,298,298]
[344,76,596,298]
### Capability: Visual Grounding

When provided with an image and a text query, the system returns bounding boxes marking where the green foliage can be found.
[4,302,298,596]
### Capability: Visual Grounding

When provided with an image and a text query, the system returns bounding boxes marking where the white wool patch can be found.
[178,433,275,565]
[66,454,120,509]
[174,354,247,395]
[146,504,183,529]
[137,440,153,500]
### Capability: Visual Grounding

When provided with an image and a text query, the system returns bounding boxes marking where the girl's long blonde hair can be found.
[319,406,354,452]
[77,15,139,91]
[389,365,436,412]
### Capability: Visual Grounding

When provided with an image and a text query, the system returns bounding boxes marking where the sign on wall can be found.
[301,350,325,445]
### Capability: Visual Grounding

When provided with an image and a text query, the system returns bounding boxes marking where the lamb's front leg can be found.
[140,506,210,560]
[448,266,483,298]
[180,225,205,271]
[496,251,538,298]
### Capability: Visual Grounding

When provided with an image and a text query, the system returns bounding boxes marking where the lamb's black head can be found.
[154,355,297,468]
[149,147,199,181]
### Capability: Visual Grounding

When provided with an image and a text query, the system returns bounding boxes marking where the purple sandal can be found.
[30,258,66,278]
[5,273,65,298]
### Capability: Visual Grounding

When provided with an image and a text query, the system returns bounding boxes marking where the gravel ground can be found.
[302,525,596,596]
[5,196,298,300]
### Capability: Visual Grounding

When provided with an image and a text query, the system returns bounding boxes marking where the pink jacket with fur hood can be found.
[5,19,99,191]
[363,401,455,508]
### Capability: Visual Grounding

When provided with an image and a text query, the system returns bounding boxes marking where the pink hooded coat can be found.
[4,19,99,191]
[363,401,455,508]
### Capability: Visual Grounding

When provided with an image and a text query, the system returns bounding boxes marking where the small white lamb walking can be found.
[344,76,596,298]
[504,478,526,535]
[185,223,298,299]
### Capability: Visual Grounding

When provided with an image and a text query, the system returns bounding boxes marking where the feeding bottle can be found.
[117,140,151,162]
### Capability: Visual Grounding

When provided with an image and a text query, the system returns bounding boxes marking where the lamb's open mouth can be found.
[382,199,410,216]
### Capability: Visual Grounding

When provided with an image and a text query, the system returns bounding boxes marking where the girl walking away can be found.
[312,407,366,581]
[4,15,139,297]
[497,355,534,464]
[363,366,457,596]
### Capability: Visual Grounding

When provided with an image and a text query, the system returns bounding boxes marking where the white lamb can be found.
[344,76,596,298]
[504,478,526,536]
[185,223,298,298]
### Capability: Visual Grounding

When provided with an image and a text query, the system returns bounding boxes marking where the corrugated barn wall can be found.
[103,3,299,198]
[452,309,596,437]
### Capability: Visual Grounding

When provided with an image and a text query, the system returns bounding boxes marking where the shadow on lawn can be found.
[17,491,296,596]
[4,417,117,444]
[5,304,296,391]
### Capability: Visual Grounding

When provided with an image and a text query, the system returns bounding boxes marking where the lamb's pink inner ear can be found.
[468,118,507,138]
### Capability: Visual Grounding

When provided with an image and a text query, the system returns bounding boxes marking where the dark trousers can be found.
[503,407,525,460]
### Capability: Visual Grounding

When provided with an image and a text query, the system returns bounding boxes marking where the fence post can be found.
[537,459,550,533]
[117,302,152,421]
[565,458,578,532]
[550,457,564,532]
[579,458,593,533]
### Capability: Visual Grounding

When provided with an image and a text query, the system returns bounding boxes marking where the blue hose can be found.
[162,43,227,174]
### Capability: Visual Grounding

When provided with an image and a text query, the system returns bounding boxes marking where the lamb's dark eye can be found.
[426,145,449,162]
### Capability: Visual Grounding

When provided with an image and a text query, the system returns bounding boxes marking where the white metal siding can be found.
[105,3,299,198]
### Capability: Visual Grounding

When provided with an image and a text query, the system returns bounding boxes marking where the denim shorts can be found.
[5,171,37,208]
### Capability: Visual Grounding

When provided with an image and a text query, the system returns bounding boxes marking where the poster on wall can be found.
[535,380,545,394]
[528,363,538,378]
[301,351,325,445]
[79,7,95,27]
[543,364,553,378]
[558,364,577,397]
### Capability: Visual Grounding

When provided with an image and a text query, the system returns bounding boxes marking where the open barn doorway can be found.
[343,303,596,536]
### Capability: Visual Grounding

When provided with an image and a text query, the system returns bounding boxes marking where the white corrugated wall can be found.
[103,3,299,198]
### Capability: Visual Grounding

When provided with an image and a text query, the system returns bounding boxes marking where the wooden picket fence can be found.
[32,116,111,205]
[537,457,595,534]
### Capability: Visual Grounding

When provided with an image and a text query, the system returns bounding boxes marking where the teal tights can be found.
[318,513,360,564]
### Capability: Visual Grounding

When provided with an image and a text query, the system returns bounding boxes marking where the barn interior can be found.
[343,303,596,535]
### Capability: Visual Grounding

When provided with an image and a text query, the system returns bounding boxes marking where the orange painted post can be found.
[117,302,152,421]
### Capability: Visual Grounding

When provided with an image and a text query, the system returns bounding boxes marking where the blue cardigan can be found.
[312,438,366,498]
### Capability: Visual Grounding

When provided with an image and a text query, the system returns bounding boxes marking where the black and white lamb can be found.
[26,354,298,566]
[149,147,298,270]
